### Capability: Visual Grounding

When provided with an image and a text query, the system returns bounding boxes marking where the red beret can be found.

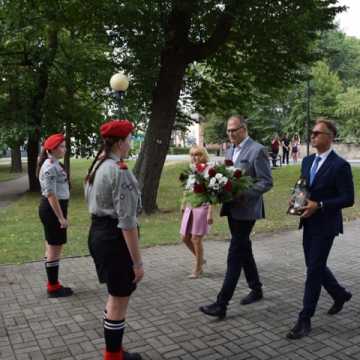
[100,119,134,138]
[43,133,65,151]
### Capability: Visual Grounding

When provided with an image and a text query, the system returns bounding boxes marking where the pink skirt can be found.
[180,205,209,236]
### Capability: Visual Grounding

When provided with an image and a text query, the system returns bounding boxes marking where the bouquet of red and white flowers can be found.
[179,160,253,207]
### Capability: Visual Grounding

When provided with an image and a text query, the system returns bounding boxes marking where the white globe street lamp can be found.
[110,72,129,92]
[110,72,129,118]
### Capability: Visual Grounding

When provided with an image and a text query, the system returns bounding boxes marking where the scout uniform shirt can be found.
[39,157,70,200]
[85,153,142,230]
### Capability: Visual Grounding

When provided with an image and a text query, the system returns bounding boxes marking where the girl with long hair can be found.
[85,120,143,360]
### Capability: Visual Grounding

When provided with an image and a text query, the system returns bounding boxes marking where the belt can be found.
[91,214,117,221]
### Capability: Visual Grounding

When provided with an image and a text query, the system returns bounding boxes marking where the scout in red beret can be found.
[100,119,134,138]
[43,133,65,151]
[37,132,73,299]
[85,116,144,360]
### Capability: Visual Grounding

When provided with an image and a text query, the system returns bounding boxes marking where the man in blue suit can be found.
[287,118,354,340]
[199,115,273,319]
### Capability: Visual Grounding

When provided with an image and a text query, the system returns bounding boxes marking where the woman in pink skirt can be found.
[180,146,213,279]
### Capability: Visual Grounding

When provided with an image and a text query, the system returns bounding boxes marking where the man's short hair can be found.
[229,114,247,128]
[316,117,337,137]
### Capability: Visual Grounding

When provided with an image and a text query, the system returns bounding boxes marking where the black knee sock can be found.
[45,260,59,285]
[104,317,125,353]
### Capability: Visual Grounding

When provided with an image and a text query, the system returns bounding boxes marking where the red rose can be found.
[234,169,242,179]
[208,168,216,178]
[225,159,234,166]
[224,180,232,192]
[194,183,206,193]
[196,163,207,173]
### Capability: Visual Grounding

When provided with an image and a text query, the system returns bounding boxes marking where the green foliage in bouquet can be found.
[179,163,253,208]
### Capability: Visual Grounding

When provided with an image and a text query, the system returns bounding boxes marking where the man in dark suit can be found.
[287,118,354,340]
[199,115,273,319]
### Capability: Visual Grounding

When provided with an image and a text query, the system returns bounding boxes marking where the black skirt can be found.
[88,215,136,297]
[39,197,68,245]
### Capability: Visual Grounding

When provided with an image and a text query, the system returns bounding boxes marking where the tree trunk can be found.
[10,145,22,173]
[64,121,71,179]
[27,27,59,192]
[133,2,234,214]
[134,56,187,213]
[27,136,40,192]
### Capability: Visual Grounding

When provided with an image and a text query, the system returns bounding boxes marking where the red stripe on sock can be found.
[104,350,124,360]
[47,281,62,292]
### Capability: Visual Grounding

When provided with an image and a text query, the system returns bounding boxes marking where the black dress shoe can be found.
[286,319,311,340]
[328,292,352,315]
[199,303,226,319]
[240,290,263,305]
[48,286,73,298]
[124,351,142,360]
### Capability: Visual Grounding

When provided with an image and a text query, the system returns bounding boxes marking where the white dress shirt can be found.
[312,148,333,174]
[232,136,250,163]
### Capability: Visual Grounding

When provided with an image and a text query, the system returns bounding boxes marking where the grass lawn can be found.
[1,159,360,264]
[0,163,26,182]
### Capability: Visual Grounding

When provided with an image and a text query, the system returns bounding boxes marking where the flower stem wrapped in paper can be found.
[179,160,253,208]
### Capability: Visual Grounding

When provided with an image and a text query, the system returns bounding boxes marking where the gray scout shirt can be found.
[85,153,142,230]
[39,157,70,200]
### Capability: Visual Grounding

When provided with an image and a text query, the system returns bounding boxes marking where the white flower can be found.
[209,177,217,188]
[215,173,223,180]
[185,174,196,190]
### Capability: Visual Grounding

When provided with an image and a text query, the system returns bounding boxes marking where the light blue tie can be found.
[309,156,322,185]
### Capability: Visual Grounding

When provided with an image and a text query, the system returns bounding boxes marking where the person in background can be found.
[180,146,213,279]
[271,135,281,167]
[291,134,301,163]
[281,134,290,165]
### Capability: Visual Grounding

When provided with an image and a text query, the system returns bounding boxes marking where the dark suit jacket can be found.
[300,150,354,237]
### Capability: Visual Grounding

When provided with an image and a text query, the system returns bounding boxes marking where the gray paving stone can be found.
[1,220,360,359]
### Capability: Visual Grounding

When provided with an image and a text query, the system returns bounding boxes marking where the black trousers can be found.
[217,218,262,307]
[282,149,289,164]
[299,230,347,320]
[271,151,279,167]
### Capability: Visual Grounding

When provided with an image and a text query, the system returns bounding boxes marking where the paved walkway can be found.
[1,220,360,360]
[0,176,29,208]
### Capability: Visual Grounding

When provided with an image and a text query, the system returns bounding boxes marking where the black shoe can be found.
[48,286,73,298]
[286,319,311,340]
[124,351,142,360]
[240,290,263,305]
[328,292,352,315]
[199,302,226,319]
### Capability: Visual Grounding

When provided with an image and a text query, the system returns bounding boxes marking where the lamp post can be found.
[306,79,311,156]
[110,72,129,118]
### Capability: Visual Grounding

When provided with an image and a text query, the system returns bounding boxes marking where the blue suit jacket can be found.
[300,150,354,237]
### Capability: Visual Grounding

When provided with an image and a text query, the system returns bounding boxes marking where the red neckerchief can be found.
[117,160,128,170]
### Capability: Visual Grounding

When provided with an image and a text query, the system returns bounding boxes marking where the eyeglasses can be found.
[227,127,244,134]
[311,130,331,137]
